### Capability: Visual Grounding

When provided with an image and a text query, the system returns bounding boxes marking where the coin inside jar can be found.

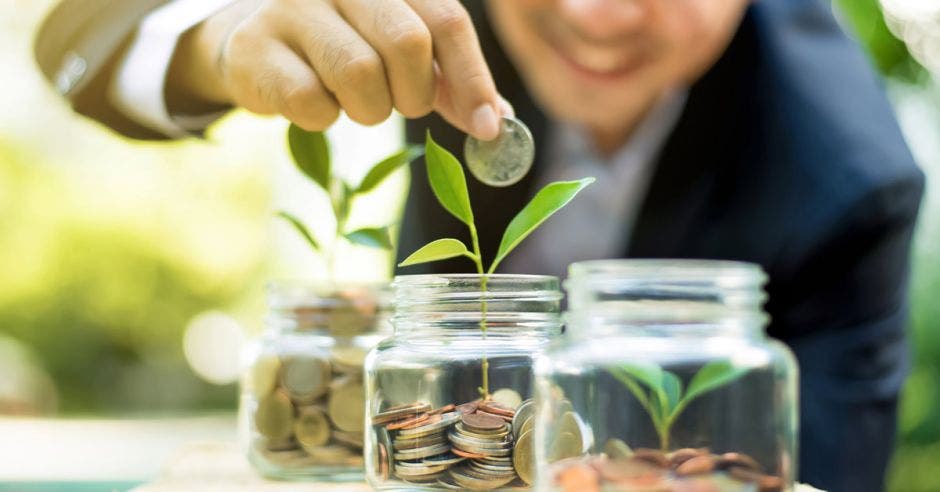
[464,116,535,187]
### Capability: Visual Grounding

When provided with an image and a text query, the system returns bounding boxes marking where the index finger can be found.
[406,0,502,140]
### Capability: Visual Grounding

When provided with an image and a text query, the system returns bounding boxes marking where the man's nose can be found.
[556,0,646,42]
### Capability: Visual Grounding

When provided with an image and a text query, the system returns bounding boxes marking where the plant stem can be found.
[467,222,490,399]
[657,423,670,452]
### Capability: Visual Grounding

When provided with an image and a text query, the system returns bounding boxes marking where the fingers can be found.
[218,0,506,137]
[224,31,340,130]
[334,0,435,119]
[406,0,501,140]
[281,2,393,126]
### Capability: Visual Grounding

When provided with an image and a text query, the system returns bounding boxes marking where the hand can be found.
[167,0,512,140]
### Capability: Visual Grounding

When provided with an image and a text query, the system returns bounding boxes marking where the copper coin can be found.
[727,465,764,483]
[675,455,716,476]
[455,400,481,415]
[479,401,515,418]
[429,404,456,415]
[452,448,487,459]
[475,410,513,423]
[387,412,430,430]
[556,462,600,492]
[758,474,785,492]
[401,414,442,430]
[378,442,389,480]
[669,448,704,468]
[461,413,505,432]
[631,448,670,469]
[717,452,762,472]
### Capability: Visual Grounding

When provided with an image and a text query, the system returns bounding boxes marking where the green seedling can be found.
[398,131,594,275]
[609,360,748,451]
[279,124,423,280]
[399,131,594,397]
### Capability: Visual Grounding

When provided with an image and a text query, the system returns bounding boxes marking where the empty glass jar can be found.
[534,260,798,492]
[364,274,562,490]
[240,281,390,480]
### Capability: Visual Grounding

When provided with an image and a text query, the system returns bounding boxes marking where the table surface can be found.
[132,442,824,492]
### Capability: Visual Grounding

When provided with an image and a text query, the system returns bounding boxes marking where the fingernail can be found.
[471,103,500,141]
[497,97,515,118]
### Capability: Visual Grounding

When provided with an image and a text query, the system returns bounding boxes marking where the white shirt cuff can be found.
[109,0,236,138]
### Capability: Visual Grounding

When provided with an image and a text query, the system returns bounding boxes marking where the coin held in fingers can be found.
[464,116,535,187]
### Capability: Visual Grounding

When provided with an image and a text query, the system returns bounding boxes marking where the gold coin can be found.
[330,345,368,373]
[549,431,582,462]
[512,399,535,441]
[332,429,365,449]
[518,413,535,438]
[327,290,376,336]
[254,390,294,441]
[279,355,331,403]
[604,438,634,459]
[558,411,584,453]
[513,429,535,485]
[490,388,523,410]
[328,377,365,432]
[306,444,357,464]
[372,402,432,425]
[247,355,280,399]
[294,406,330,451]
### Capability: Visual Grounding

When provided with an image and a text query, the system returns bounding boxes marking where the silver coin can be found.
[393,443,452,461]
[464,116,535,187]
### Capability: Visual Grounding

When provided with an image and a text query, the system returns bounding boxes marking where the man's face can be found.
[486,0,749,144]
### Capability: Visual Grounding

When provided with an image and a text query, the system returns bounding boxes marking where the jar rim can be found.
[567,259,766,284]
[393,273,559,284]
[265,279,391,311]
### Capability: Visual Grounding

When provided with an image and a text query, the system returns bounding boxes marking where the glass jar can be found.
[240,281,390,481]
[364,274,563,490]
[534,260,798,492]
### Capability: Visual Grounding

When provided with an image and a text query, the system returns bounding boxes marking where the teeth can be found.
[567,48,633,73]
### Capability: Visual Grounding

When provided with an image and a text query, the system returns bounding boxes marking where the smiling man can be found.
[34,1,924,491]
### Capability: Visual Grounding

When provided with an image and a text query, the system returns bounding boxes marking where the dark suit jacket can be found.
[36,1,925,491]
[402,3,924,492]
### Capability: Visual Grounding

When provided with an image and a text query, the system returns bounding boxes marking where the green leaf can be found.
[661,371,683,416]
[345,227,393,250]
[399,238,472,267]
[608,367,663,429]
[681,360,748,407]
[357,145,423,194]
[288,124,330,190]
[617,362,664,391]
[488,178,595,273]
[276,211,320,252]
[330,178,352,223]
[425,131,474,226]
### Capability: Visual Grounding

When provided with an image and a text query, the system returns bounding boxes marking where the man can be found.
[34,1,924,490]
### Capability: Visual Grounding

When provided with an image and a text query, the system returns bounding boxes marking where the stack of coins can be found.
[250,345,369,468]
[550,443,785,492]
[373,402,464,484]
[445,404,519,489]
[373,391,542,490]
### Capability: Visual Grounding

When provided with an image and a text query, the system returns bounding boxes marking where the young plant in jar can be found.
[244,125,422,480]
[366,131,593,489]
[545,364,787,492]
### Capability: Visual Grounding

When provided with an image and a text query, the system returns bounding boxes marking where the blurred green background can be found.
[1,0,938,490]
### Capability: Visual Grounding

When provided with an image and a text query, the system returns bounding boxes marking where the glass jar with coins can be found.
[363,274,562,490]
[534,260,798,492]
[240,282,390,480]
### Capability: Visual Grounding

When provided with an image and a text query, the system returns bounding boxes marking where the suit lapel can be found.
[628,15,758,258]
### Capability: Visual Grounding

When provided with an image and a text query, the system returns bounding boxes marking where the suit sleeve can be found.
[767,168,925,492]
[33,0,230,140]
